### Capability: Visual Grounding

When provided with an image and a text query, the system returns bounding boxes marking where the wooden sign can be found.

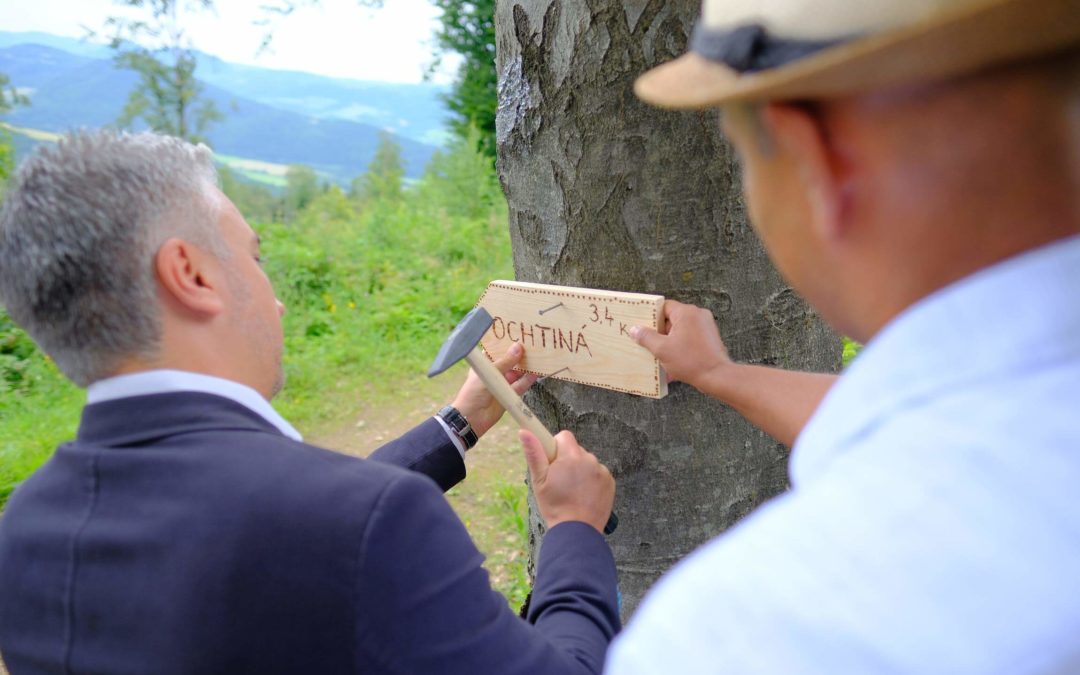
[477,280,668,398]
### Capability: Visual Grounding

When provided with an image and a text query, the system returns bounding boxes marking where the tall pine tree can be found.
[431,0,497,159]
[358,131,405,204]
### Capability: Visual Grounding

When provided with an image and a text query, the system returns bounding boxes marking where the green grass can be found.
[486,480,532,609]
[0,349,83,506]
[214,153,290,188]
[232,169,287,188]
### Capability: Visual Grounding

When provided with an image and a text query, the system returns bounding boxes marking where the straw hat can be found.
[635,0,1080,108]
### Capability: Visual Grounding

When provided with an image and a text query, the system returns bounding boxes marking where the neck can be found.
[110,321,274,402]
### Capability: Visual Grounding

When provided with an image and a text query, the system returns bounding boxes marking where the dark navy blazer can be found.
[0,392,620,674]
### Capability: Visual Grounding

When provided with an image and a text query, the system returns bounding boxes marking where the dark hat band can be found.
[691,23,852,73]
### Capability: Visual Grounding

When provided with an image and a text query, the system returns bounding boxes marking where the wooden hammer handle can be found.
[463,347,619,535]
[464,348,557,460]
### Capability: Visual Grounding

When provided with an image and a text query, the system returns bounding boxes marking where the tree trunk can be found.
[494,0,842,619]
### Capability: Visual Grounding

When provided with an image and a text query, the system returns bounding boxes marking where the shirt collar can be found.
[792,234,1080,484]
[86,369,303,442]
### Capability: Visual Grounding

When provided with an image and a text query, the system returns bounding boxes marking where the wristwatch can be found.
[437,405,478,450]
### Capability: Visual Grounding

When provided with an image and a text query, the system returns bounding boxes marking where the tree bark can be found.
[494,0,842,619]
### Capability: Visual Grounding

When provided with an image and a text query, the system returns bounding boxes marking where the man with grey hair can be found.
[0,130,620,674]
[0,133,227,388]
[606,0,1077,672]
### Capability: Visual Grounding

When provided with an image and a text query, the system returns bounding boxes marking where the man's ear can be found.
[762,103,849,242]
[155,238,225,317]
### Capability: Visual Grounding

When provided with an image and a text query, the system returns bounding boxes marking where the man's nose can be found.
[276,299,286,317]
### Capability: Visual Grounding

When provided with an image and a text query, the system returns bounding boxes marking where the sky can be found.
[0,0,461,84]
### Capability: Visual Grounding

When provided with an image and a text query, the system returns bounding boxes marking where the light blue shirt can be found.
[607,235,1080,674]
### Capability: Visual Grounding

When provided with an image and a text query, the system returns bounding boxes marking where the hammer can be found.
[429,306,618,535]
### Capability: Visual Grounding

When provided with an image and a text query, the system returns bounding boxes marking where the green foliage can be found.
[417,125,502,220]
[0,126,13,186]
[0,310,83,506]
[0,73,28,115]
[0,312,38,394]
[115,50,222,143]
[354,130,405,204]
[842,337,862,366]
[262,137,512,423]
[0,71,28,191]
[218,166,281,223]
[104,0,222,142]
[283,164,321,220]
[431,0,497,158]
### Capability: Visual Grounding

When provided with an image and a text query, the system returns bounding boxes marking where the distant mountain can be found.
[0,32,454,182]
[194,54,453,148]
[0,31,452,147]
[0,31,111,60]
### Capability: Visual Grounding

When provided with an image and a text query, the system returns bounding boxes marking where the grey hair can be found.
[0,130,223,387]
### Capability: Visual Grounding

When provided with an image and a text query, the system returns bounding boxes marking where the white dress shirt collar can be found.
[86,369,303,441]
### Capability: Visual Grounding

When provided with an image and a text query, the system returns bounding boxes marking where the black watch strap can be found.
[437,405,478,450]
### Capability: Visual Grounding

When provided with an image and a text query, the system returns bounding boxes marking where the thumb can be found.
[491,342,524,374]
[630,325,664,356]
[519,429,549,485]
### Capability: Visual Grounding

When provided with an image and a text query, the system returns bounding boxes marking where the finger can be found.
[504,367,535,385]
[553,430,583,459]
[662,299,690,323]
[510,372,538,396]
[629,325,664,355]
[693,306,717,326]
[519,430,549,484]
[492,343,524,373]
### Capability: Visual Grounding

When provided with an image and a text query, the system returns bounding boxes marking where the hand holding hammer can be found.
[430,307,618,535]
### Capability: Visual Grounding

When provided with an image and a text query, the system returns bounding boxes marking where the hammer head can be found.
[428,306,494,377]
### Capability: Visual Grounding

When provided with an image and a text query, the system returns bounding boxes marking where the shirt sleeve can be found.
[431,414,468,459]
[353,471,621,675]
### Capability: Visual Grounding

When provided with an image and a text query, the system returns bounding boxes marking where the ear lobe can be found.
[155,238,225,317]
[764,104,846,242]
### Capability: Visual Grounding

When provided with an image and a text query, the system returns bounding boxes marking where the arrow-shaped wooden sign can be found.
[477,280,668,398]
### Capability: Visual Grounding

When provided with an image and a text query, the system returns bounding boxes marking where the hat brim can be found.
[635,0,1080,108]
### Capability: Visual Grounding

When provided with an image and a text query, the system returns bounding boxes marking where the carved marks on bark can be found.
[498,1,708,287]
[761,287,842,371]
[764,287,812,328]
[496,56,535,147]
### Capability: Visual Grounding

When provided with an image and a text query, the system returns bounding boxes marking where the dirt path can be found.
[310,373,531,605]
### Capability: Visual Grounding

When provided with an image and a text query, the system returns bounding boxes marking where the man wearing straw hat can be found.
[606,0,1080,671]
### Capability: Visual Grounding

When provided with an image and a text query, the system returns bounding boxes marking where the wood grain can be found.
[477,280,668,398]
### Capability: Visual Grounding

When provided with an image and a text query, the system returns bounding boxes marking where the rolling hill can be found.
[0,31,454,184]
